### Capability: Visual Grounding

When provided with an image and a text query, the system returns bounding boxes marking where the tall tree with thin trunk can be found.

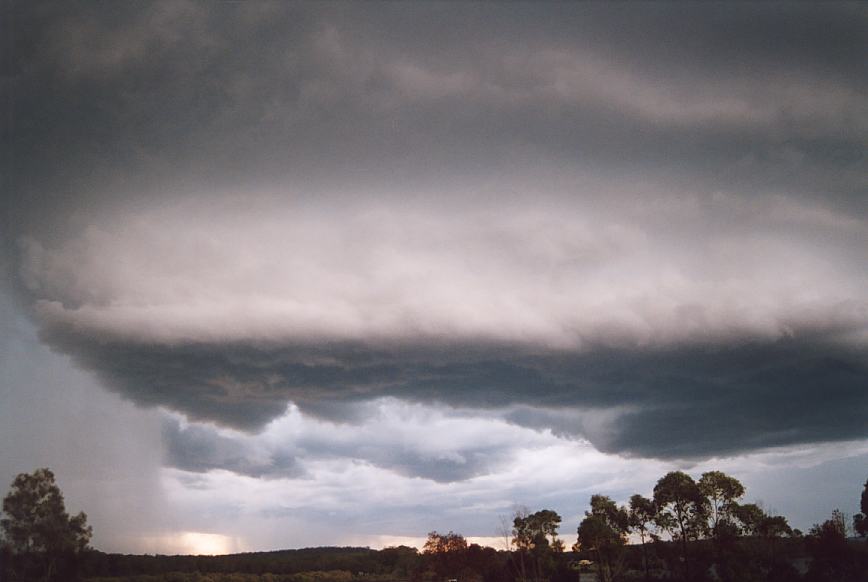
[653,471,706,581]
[513,508,562,582]
[628,494,656,581]
[697,471,744,537]
[854,478,868,537]
[576,495,629,582]
[1,468,92,582]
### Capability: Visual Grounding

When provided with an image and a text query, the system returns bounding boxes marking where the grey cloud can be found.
[298,437,513,484]
[0,288,169,553]
[502,342,868,459]
[161,404,517,483]
[5,2,867,248]
[162,418,304,479]
[42,319,868,462]
[5,2,868,473]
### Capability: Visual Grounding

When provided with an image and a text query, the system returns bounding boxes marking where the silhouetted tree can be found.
[757,514,792,569]
[423,530,467,579]
[576,495,628,582]
[854,478,868,538]
[653,471,706,580]
[697,471,744,538]
[423,530,468,554]
[628,494,656,581]
[512,508,562,582]
[732,502,766,537]
[694,472,745,581]
[805,510,860,581]
[1,468,92,581]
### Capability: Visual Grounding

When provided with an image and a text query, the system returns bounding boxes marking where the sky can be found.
[1,1,867,555]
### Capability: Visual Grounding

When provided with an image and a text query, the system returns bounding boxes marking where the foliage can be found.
[512,509,562,553]
[758,515,792,540]
[697,471,744,537]
[732,502,766,537]
[576,496,629,582]
[627,494,656,580]
[5,467,867,582]
[1,468,92,553]
[653,472,708,541]
[854,478,868,538]
[421,531,466,578]
[653,471,707,580]
[1,468,92,581]
[511,508,563,581]
[422,530,466,555]
[627,494,656,542]
[804,510,868,582]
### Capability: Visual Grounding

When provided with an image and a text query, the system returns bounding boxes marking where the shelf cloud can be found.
[4,1,867,481]
[17,191,868,461]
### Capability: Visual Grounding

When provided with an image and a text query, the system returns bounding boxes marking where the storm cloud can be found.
[17,189,868,462]
[162,400,544,483]
[4,0,868,487]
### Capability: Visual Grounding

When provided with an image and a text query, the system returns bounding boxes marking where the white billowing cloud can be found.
[20,189,868,352]
[16,187,868,460]
[157,424,664,549]
[155,405,868,550]
[162,399,613,483]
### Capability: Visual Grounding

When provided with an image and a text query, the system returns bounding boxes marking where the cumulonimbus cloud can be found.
[5,2,868,469]
[16,193,868,460]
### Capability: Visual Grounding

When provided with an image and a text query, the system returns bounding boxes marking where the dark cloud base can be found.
[162,418,304,479]
[43,325,868,461]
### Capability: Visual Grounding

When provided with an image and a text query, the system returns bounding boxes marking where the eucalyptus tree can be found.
[697,471,744,537]
[576,495,629,582]
[757,514,792,568]
[653,471,707,580]
[628,494,656,581]
[1,468,92,581]
[854,478,868,537]
[512,508,563,582]
[733,502,766,537]
[423,530,467,579]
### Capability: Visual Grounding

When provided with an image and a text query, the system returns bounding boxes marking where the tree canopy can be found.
[854,478,868,538]
[697,470,744,536]
[1,468,92,554]
[2,468,93,582]
[576,495,630,582]
[512,508,563,581]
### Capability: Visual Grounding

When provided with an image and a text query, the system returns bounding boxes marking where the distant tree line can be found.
[1,469,867,582]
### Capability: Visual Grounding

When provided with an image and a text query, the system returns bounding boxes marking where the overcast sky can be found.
[2,1,867,555]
